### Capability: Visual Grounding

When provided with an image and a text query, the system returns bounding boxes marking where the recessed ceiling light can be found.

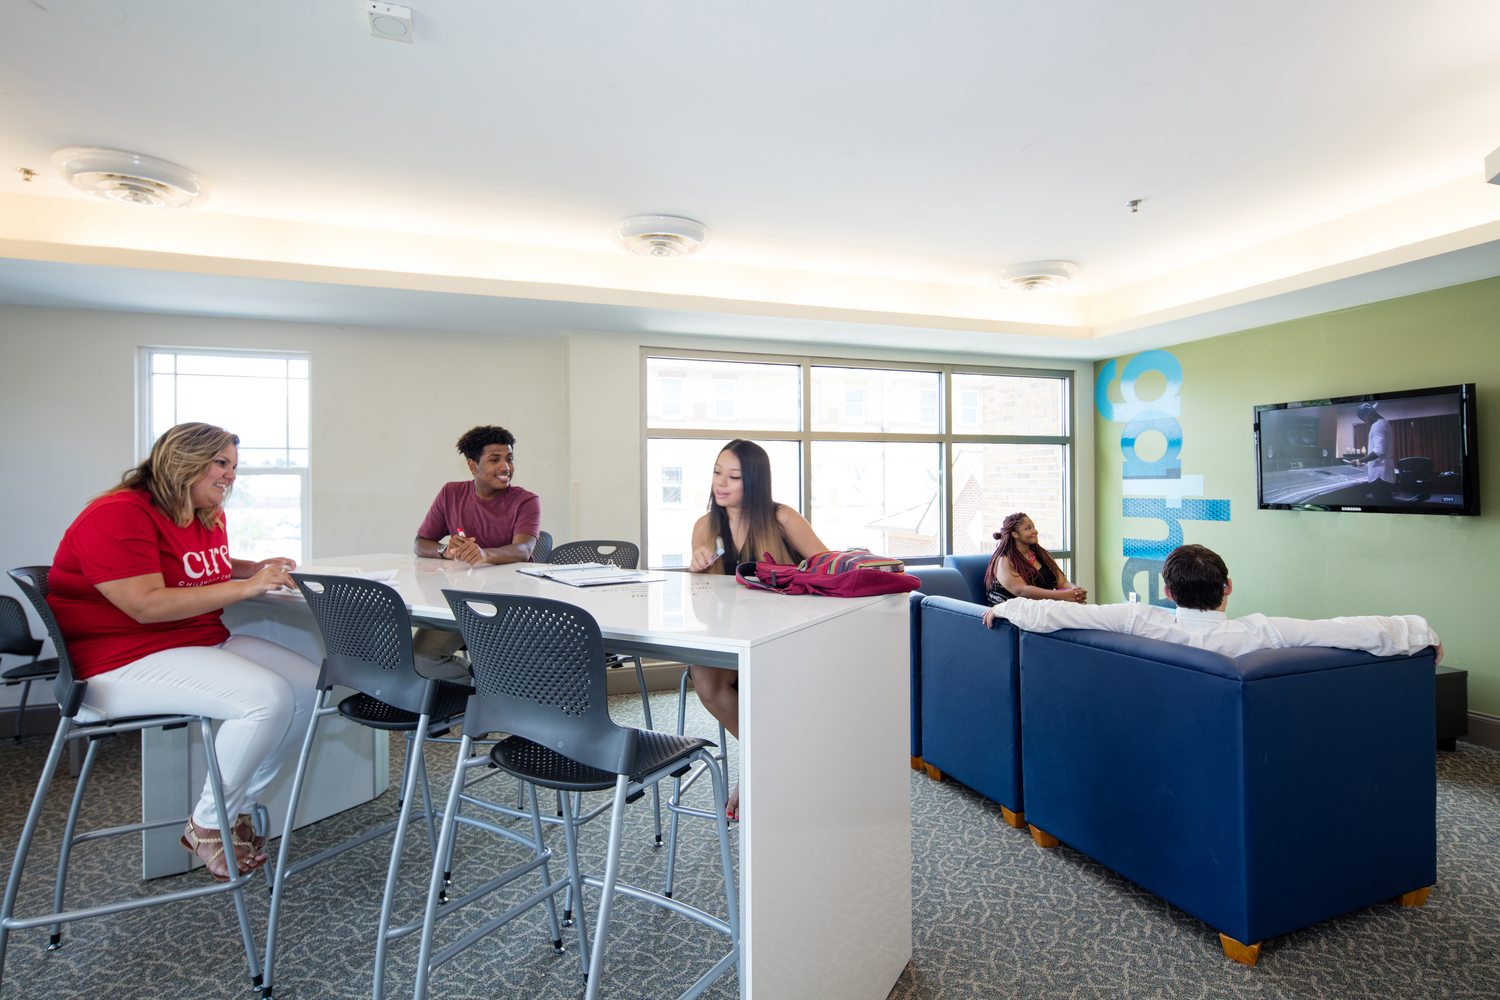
[51,147,206,210]
[366,2,413,42]
[998,261,1078,292]
[616,215,710,258]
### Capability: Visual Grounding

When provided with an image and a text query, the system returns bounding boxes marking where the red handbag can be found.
[735,552,921,598]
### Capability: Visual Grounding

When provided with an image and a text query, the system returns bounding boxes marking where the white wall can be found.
[0,304,1095,704]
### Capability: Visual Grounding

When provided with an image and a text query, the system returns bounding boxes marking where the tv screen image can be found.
[1255,384,1478,515]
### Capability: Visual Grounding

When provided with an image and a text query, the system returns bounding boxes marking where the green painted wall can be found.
[1094,275,1500,715]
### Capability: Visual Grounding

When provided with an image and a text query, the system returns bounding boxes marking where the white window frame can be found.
[137,346,312,565]
[641,348,1074,561]
[660,375,684,419]
[960,389,980,426]
[713,378,736,420]
[661,465,683,505]
[845,385,865,423]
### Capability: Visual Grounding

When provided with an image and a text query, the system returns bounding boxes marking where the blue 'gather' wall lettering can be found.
[1096,350,1231,607]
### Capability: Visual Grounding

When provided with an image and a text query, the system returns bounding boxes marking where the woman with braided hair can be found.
[982,511,1087,606]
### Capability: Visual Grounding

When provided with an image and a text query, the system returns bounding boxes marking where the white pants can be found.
[77,635,319,829]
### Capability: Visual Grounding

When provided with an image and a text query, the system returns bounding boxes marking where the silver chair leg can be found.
[47,735,101,948]
[557,786,592,975]
[262,688,331,999]
[372,713,433,1000]
[413,734,474,1000]
[0,718,73,991]
[583,775,632,1000]
[630,655,664,847]
[525,782,565,953]
[199,717,264,990]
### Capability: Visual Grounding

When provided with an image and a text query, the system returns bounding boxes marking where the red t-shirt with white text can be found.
[48,489,233,679]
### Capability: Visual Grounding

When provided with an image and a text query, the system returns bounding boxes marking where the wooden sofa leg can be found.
[911,755,925,771]
[1219,934,1261,966]
[1398,887,1432,907]
[1028,825,1060,848]
[924,763,943,781]
[1000,806,1026,829]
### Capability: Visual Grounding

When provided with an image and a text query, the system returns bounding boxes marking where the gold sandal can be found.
[181,821,233,882]
[232,814,268,871]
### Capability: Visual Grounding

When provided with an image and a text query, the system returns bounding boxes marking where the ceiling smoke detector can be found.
[998,260,1077,292]
[616,215,709,258]
[366,2,413,42]
[52,147,205,210]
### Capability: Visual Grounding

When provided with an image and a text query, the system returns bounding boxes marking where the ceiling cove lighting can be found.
[52,147,206,210]
[616,215,710,257]
[998,260,1078,292]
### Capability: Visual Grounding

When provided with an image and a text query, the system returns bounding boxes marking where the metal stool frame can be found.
[413,590,738,1000]
[260,573,545,1000]
[0,567,263,993]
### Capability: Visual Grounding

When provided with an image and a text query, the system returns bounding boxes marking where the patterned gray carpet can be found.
[0,690,1496,1000]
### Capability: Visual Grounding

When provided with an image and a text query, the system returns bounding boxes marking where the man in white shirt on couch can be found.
[982,543,1442,663]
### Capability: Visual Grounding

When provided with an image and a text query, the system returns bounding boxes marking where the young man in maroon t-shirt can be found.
[412,425,543,672]
[413,425,542,565]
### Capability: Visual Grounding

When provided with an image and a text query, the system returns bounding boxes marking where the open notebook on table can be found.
[517,563,665,587]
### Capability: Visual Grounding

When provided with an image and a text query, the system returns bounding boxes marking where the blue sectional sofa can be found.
[1019,627,1437,964]
[909,579,1439,965]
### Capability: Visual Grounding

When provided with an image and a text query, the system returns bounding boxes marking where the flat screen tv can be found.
[1254,384,1478,515]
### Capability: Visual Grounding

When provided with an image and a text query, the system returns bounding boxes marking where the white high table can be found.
[235,554,911,1000]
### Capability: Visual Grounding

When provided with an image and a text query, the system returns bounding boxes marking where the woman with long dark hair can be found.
[687,439,827,819]
[46,422,319,880]
[982,511,1087,606]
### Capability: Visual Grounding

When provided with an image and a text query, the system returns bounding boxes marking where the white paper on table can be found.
[521,564,664,587]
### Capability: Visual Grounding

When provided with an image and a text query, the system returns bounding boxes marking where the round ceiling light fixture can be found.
[616,215,709,258]
[52,147,206,210]
[998,260,1078,292]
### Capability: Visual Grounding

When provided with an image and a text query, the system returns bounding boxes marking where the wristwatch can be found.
[438,543,449,558]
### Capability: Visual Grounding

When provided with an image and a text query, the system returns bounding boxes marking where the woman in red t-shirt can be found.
[48,422,318,881]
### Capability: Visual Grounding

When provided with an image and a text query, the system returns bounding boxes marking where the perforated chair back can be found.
[547,540,639,569]
[291,573,433,716]
[0,596,43,659]
[443,591,634,775]
[532,530,554,563]
[7,567,84,717]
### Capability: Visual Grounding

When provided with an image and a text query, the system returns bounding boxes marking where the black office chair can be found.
[0,595,59,743]
[547,540,640,568]
[543,541,664,846]
[532,530,554,564]
[260,574,491,1000]
[0,567,264,993]
[413,591,738,1000]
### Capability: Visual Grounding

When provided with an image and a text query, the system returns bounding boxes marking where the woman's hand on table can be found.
[688,545,718,572]
[242,562,297,596]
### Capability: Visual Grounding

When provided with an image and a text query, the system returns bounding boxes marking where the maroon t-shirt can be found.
[416,482,541,553]
[48,489,233,679]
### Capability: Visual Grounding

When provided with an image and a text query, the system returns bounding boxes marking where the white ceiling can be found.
[3,0,1500,351]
